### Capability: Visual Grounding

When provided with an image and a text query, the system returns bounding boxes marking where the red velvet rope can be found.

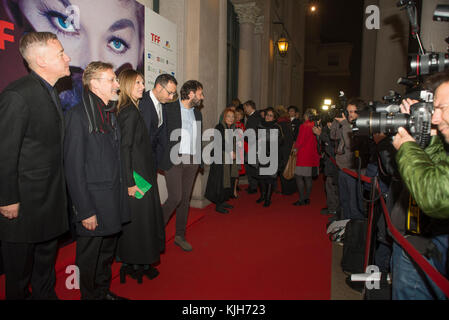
[329,156,449,298]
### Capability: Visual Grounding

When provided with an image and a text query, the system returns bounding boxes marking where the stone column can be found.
[372,0,410,101]
[360,0,378,102]
[235,2,261,103]
[252,15,264,107]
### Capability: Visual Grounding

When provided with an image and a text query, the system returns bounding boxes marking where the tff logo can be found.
[0,20,15,50]
[150,33,161,44]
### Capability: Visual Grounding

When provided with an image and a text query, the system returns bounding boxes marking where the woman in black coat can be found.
[205,108,239,214]
[256,107,284,207]
[115,69,165,283]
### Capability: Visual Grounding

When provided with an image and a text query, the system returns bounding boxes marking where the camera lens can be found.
[409,52,449,76]
[354,111,409,136]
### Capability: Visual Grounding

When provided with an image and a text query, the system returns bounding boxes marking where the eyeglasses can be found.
[94,77,119,83]
[161,85,177,97]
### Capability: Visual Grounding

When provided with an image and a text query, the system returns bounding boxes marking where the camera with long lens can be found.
[408,52,449,77]
[397,1,449,78]
[319,91,348,124]
[353,91,434,148]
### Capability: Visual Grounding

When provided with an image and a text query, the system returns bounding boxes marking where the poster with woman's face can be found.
[0,0,144,111]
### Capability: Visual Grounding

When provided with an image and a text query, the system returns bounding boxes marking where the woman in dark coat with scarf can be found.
[256,107,284,207]
[115,69,165,283]
[205,108,240,214]
[293,108,321,206]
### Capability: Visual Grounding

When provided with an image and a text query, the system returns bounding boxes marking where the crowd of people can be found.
[1,31,448,301]
[0,32,204,300]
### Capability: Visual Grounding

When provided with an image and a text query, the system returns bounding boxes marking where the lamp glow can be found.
[277,37,289,57]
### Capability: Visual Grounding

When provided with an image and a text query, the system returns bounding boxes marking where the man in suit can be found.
[288,105,302,140]
[243,100,261,194]
[0,32,70,300]
[64,61,130,300]
[159,80,204,252]
[139,74,178,169]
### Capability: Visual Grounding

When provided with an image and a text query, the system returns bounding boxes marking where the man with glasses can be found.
[63,61,130,300]
[140,74,178,169]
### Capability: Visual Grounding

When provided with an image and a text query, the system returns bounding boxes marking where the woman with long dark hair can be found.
[256,107,284,207]
[293,108,320,206]
[115,69,165,283]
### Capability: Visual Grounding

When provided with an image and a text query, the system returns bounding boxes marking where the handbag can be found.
[282,147,297,180]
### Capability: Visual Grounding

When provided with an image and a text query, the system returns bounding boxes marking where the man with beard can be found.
[159,80,204,252]
[63,61,130,300]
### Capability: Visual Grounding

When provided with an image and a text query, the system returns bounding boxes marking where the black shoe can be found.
[304,199,310,205]
[120,264,136,284]
[256,182,266,203]
[293,200,304,206]
[128,266,143,284]
[221,202,233,209]
[320,208,329,215]
[256,195,266,203]
[215,205,229,214]
[102,291,128,300]
[143,266,159,280]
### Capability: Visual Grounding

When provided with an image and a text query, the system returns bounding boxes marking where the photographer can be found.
[330,99,369,220]
[317,117,340,217]
[391,71,449,300]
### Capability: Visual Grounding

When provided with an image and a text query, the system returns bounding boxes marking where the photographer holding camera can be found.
[391,71,449,300]
[330,99,370,220]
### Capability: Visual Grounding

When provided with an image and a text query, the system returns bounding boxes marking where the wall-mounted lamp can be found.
[273,21,290,58]
[276,35,289,57]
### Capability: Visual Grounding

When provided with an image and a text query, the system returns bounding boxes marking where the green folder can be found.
[133,171,152,199]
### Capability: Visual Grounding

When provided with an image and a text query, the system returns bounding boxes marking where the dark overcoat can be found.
[63,91,130,237]
[204,123,235,204]
[0,72,68,243]
[244,111,262,174]
[115,104,165,264]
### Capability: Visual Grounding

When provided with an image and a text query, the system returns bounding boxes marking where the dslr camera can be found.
[352,1,448,148]
[353,90,434,148]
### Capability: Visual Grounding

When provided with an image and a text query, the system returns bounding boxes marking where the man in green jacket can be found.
[392,70,449,300]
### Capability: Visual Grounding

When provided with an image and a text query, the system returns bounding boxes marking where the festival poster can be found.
[145,8,177,89]
[0,0,145,111]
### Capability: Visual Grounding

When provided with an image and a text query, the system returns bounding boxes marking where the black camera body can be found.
[320,91,348,124]
[353,91,434,148]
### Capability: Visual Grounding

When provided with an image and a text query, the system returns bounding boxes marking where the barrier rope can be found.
[328,156,449,298]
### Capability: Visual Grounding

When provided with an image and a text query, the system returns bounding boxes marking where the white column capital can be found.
[254,15,264,34]
[234,2,261,25]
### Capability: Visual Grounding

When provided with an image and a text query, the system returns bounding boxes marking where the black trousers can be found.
[1,238,59,300]
[162,162,199,237]
[245,164,258,191]
[76,234,118,300]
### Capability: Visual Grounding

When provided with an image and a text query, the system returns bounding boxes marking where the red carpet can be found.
[0,177,332,300]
